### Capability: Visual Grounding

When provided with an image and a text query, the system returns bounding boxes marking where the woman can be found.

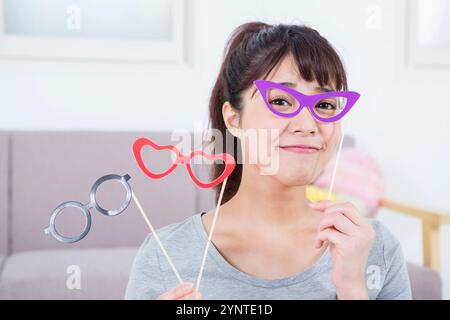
[125,22,411,300]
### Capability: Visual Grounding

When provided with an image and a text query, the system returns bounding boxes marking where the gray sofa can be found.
[0,131,442,299]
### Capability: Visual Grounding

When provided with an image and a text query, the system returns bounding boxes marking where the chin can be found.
[273,170,317,187]
[255,158,324,185]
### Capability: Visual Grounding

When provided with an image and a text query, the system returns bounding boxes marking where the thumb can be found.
[308,200,335,211]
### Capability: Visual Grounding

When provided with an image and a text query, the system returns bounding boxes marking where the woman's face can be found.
[233,54,341,186]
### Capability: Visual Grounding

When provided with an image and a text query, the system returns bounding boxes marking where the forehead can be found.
[249,54,334,98]
[268,54,333,89]
[267,54,304,82]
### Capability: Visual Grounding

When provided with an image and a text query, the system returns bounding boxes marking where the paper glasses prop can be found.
[253,80,360,122]
[132,137,236,290]
[44,174,132,243]
[132,137,235,188]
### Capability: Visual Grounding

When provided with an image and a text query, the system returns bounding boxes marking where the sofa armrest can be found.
[407,262,442,300]
[380,197,449,272]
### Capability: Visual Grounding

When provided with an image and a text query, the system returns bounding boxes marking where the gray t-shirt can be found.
[125,212,412,300]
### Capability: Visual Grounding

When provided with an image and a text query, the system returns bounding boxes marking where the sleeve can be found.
[375,221,412,300]
[124,233,167,300]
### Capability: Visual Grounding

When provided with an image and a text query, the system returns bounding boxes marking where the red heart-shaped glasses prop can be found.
[132,137,236,189]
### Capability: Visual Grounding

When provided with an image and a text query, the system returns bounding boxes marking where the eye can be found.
[316,102,337,110]
[265,89,297,113]
[269,98,292,107]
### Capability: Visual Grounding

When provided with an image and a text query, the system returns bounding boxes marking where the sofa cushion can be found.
[0,248,137,299]
[0,255,5,274]
[10,131,197,253]
[0,132,9,256]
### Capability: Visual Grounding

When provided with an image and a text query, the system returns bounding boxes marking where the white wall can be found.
[0,0,449,298]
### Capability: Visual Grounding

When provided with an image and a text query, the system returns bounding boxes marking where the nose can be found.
[288,105,319,136]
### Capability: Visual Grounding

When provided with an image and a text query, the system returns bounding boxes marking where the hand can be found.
[309,200,376,300]
[157,282,203,300]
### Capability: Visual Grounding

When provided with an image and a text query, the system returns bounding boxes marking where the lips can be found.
[279,144,322,154]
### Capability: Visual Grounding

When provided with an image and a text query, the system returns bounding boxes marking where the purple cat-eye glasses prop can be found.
[253,80,360,123]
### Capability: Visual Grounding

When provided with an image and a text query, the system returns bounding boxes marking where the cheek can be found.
[238,96,291,168]
[240,103,287,150]
[318,123,341,170]
[241,101,285,130]
[320,122,341,150]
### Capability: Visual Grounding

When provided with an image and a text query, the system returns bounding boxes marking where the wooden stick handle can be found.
[131,191,183,284]
[195,177,228,291]
[327,126,345,200]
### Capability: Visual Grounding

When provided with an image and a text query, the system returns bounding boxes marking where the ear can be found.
[222,101,241,138]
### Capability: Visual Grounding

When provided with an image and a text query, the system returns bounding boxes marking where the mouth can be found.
[279,144,322,154]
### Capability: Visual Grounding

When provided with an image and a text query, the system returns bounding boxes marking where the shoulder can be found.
[366,219,412,299]
[153,214,199,239]
[367,219,401,266]
[137,213,205,266]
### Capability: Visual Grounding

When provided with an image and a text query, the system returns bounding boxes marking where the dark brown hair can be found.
[208,22,348,205]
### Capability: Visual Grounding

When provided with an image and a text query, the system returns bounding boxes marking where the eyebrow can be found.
[251,81,333,98]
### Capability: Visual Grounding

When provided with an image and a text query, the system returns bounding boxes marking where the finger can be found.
[318,211,357,236]
[157,282,194,300]
[316,238,325,248]
[324,203,365,226]
[315,227,348,248]
[308,200,335,211]
[180,290,203,300]
[193,291,203,300]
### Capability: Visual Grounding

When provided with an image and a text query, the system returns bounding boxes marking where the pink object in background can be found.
[314,148,385,217]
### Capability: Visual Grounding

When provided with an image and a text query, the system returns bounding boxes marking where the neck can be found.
[224,164,314,229]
